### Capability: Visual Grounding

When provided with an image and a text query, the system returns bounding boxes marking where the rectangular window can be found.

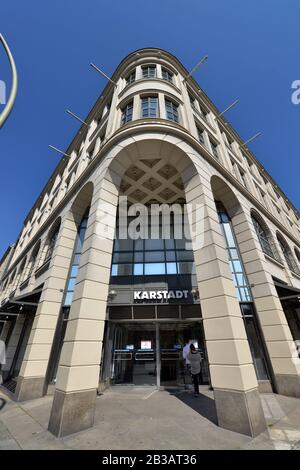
[197,126,205,145]
[111,214,196,278]
[121,101,133,125]
[239,168,248,188]
[209,139,219,159]
[125,70,136,85]
[244,155,256,176]
[162,68,173,83]
[142,65,157,79]
[111,264,133,276]
[165,99,179,122]
[144,263,166,275]
[189,95,196,110]
[141,96,158,118]
[200,106,209,122]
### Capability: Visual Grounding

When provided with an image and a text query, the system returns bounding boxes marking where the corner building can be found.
[1,48,300,438]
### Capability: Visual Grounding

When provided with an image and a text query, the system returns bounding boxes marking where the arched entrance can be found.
[100,156,209,389]
[49,136,266,438]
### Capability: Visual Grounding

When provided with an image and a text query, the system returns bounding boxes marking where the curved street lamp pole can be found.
[0,33,18,128]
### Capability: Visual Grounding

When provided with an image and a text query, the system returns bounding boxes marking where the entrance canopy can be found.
[0,287,42,321]
[274,279,300,309]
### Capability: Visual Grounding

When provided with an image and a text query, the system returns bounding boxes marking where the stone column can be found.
[2,315,25,381]
[232,206,300,397]
[0,321,11,343]
[183,166,266,437]
[14,215,77,401]
[48,172,118,437]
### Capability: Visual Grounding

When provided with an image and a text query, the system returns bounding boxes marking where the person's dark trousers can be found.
[192,373,199,395]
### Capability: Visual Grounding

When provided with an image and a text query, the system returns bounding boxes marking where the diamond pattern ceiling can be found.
[119,158,185,204]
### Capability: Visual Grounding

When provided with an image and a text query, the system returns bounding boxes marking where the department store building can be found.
[0,48,300,438]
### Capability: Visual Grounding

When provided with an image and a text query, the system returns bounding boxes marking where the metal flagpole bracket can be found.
[183,55,208,83]
[215,99,239,120]
[66,109,89,126]
[241,132,262,148]
[90,63,117,87]
[49,145,70,158]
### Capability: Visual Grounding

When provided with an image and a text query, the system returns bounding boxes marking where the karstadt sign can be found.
[134,290,191,301]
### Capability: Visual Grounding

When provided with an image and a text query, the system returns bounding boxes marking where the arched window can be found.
[294,248,300,273]
[277,234,299,274]
[28,242,41,277]
[17,257,27,286]
[10,269,17,286]
[215,201,270,380]
[63,212,89,306]
[1,277,9,294]
[216,202,251,302]
[45,224,60,262]
[252,213,275,259]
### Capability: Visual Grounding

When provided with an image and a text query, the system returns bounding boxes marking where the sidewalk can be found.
[0,386,300,450]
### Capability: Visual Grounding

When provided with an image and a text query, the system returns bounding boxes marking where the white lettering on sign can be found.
[133,290,190,300]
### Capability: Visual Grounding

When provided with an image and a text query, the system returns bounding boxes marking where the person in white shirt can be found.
[187,343,202,397]
[183,339,192,365]
[182,339,193,389]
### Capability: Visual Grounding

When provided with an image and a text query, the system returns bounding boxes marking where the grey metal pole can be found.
[0,33,18,129]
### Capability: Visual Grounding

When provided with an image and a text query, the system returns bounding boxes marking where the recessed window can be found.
[121,101,133,125]
[142,65,157,79]
[165,99,179,122]
[277,234,299,274]
[238,167,248,188]
[45,226,60,261]
[216,202,251,302]
[189,95,196,110]
[200,105,209,121]
[111,216,195,277]
[141,96,159,118]
[252,215,275,259]
[162,68,173,83]
[63,213,89,306]
[125,70,136,85]
[197,126,205,145]
[209,139,219,159]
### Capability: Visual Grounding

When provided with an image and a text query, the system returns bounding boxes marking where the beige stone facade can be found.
[0,49,299,438]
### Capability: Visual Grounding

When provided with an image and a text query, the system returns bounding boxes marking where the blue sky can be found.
[0,0,299,258]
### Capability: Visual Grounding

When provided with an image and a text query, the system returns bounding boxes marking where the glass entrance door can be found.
[159,322,209,387]
[9,313,34,380]
[104,320,209,388]
[111,323,156,385]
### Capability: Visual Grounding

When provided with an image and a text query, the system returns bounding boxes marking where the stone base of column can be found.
[15,376,46,401]
[214,388,267,437]
[275,374,300,398]
[48,388,97,437]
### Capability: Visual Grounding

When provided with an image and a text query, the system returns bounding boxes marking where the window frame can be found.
[141,95,159,119]
[161,67,174,83]
[121,101,134,126]
[142,64,157,79]
[165,98,179,123]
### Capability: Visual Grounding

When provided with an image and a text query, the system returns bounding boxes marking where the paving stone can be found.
[1,387,300,450]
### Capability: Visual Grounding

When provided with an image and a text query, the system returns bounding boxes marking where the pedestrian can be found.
[182,339,193,388]
[187,343,201,397]
[182,339,192,366]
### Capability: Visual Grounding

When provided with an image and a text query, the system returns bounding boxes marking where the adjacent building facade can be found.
[0,48,300,438]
